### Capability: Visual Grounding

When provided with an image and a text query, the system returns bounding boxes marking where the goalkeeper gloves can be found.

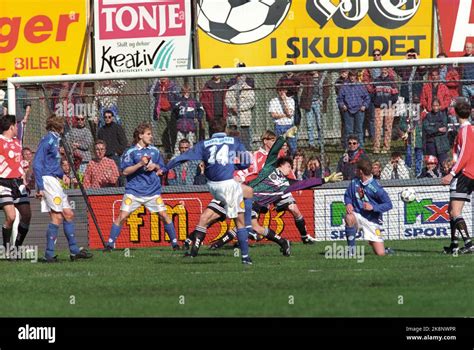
[284,126,298,138]
[324,172,343,183]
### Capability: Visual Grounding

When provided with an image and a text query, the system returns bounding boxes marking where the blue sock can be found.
[63,220,80,255]
[45,223,59,258]
[244,198,253,227]
[164,222,178,246]
[237,227,249,258]
[108,223,122,247]
[345,226,357,255]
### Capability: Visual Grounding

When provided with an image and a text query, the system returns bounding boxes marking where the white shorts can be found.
[41,176,71,213]
[207,179,244,219]
[353,212,384,243]
[120,193,167,213]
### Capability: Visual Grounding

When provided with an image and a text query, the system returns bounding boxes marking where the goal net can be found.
[5,57,474,250]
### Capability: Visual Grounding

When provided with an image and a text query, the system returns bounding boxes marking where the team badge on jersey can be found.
[124,197,132,205]
[375,229,381,237]
[156,196,164,205]
[53,197,62,205]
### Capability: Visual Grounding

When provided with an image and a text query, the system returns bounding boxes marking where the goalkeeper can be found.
[204,127,343,254]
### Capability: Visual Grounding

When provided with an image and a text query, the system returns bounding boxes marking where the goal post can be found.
[5,56,474,250]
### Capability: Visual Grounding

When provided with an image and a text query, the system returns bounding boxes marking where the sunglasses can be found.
[77,118,85,121]
[104,115,113,119]
[373,53,381,57]
[348,141,358,145]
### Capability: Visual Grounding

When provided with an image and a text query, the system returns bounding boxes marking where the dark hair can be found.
[179,138,190,146]
[261,130,276,141]
[284,60,294,65]
[95,139,107,148]
[0,114,16,133]
[437,52,448,58]
[391,151,402,159]
[357,158,372,176]
[276,156,293,169]
[212,65,221,69]
[210,118,227,134]
[455,99,471,119]
[347,134,359,142]
[46,114,65,133]
[236,62,246,67]
[348,70,358,77]
[133,122,152,144]
[406,48,417,54]
[372,48,381,55]
[103,109,115,117]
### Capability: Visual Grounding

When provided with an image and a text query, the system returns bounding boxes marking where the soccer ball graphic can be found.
[400,188,417,203]
[197,0,292,44]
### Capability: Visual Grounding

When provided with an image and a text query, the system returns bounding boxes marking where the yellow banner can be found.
[0,0,88,79]
[197,0,433,68]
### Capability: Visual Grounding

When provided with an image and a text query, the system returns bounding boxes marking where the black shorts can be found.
[206,199,227,222]
[0,178,30,208]
[450,173,474,202]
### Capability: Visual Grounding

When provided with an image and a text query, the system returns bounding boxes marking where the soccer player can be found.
[33,115,92,262]
[165,119,253,264]
[104,122,179,251]
[210,129,343,252]
[441,99,474,254]
[0,115,31,250]
[237,129,318,244]
[344,158,393,256]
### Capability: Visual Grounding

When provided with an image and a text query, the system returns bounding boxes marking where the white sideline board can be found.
[313,185,471,241]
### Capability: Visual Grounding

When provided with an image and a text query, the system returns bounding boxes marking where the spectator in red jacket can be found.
[437,52,460,102]
[420,69,451,114]
[200,65,228,136]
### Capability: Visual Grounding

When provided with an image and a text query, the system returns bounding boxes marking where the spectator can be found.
[299,61,330,151]
[380,151,410,180]
[269,87,297,156]
[149,77,181,155]
[277,61,301,126]
[172,85,204,156]
[292,150,306,180]
[362,49,395,142]
[372,67,399,154]
[83,140,120,189]
[167,139,200,186]
[437,53,460,101]
[60,159,82,190]
[97,110,128,167]
[336,135,369,181]
[394,48,427,105]
[303,155,330,179]
[337,70,370,148]
[441,158,454,176]
[193,161,207,185]
[422,99,450,167]
[418,155,441,178]
[420,69,451,114]
[461,42,474,102]
[2,74,31,143]
[65,114,94,173]
[335,70,350,146]
[225,74,255,150]
[372,160,382,180]
[50,80,83,128]
[94,79,126,127]
[22,147,36,191]
[0,88,5,114]
[228,62,255,88]
[400,107,423,178]
[200,65,228,136]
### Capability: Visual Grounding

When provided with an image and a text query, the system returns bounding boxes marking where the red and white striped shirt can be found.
[451,121,474,179]
[0,135,24,179]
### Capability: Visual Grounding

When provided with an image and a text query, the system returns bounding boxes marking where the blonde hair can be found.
[46,115,65,133]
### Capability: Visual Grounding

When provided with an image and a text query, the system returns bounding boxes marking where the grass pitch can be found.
[1,239,473,317]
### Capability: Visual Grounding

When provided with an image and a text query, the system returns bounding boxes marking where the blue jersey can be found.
[121,144,165,196]
[165,132,250,182]
[344,177,392,225]
[33,132,63,191]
